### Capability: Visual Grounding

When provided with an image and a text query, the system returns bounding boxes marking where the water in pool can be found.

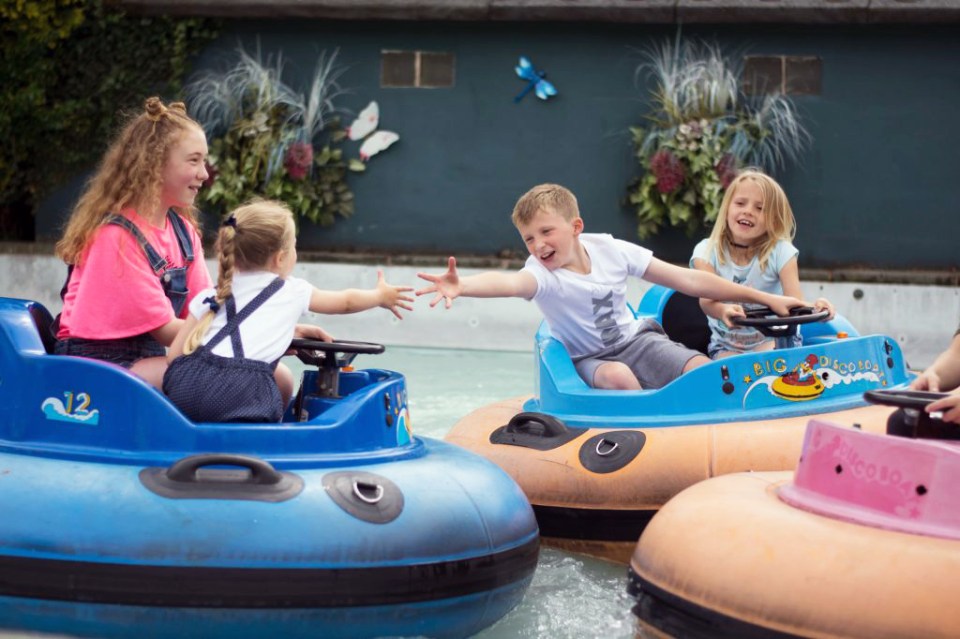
[342,347,637,639]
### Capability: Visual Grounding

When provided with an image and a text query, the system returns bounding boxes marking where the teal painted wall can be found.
[38,20,960,269]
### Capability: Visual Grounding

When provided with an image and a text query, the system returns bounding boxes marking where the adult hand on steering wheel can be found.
[865,388,960,424]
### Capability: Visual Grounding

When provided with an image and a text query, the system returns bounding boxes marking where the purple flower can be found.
[284,142,314,181]
[649,149,685,194]
[714,153,737,189]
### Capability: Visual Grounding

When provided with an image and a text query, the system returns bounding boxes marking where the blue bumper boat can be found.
[0,297,539,639]
[446,287,912,563]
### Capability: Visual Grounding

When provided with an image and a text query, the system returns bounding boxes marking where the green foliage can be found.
[627,38,810,239]
[0,0,219,238]
[187,47,356,226]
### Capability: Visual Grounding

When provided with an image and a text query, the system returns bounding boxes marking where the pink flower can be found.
[284,142,314,181]
[649,149,685,194]
[714,153,737,189]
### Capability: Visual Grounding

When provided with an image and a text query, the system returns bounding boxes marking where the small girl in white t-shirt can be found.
[163,199,413,422]
[691,168,834,359]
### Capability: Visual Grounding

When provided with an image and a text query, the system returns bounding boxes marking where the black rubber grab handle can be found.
[165,453,283,486]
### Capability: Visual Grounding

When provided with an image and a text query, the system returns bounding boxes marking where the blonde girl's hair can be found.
[511,183,580,227]
[182,199,296,355]
[707,168,796,273]
[55,97,204,265]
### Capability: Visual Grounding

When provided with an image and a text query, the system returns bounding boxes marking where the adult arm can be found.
[912,333,960,392]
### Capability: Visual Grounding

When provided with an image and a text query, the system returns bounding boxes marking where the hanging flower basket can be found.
[627,38,811,238]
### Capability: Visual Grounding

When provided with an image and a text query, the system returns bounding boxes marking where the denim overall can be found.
[163,278,286,423]
[54,210,195,367]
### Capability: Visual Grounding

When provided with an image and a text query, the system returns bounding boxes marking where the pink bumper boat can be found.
[628,391,960,638]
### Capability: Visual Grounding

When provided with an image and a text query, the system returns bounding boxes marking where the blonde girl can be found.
[690,168,834,359]
[54,97,213,388]
[163,200,414,423]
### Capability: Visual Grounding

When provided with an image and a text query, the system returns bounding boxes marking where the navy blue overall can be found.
[54,210,195,367]
[163,278,286,423]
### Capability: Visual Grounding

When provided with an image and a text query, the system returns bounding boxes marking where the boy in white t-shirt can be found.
[416,183,807,390]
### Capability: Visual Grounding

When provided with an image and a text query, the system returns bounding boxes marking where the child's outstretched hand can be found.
[376,269,415,319]
[416,256,463,309]
[720,304,746,328]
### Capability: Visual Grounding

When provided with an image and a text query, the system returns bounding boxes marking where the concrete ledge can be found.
[114,0,960,22]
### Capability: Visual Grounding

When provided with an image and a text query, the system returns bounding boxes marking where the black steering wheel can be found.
[863,388,948,410]
[732,305,829,338]
[289,339,385,401]
[290,338,385,368]
[864,388,959,440]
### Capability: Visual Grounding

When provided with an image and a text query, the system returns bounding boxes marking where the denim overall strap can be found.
[203,278,286,358]
[106,215,167,275]
[166,209,195,263]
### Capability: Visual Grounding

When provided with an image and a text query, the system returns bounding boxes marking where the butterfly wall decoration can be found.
[514,56,558,103]
[346,101,400,162]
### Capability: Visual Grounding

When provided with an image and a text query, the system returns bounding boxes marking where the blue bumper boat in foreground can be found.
[446,286,913,563]
[0,297,539,639]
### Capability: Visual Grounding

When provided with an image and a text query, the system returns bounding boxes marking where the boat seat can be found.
[28,302,58,354]
[659,292,710,355]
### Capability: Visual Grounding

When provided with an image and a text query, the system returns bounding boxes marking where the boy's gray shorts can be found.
[573,319,704,389]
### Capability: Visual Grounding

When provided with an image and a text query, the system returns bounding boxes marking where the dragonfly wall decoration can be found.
[514,56,558,103]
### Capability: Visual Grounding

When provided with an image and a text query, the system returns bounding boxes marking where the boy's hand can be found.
[766,294,805,317]
[814,297,836,320]
[927,388,960,424]
[720,304,745,328]
[376,269,415,319]
[416,256,463,309]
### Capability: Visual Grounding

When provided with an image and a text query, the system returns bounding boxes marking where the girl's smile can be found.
[161,126,209,211]
[726,180,767,248]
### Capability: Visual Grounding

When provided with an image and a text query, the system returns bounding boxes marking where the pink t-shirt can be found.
[57,211,212,340]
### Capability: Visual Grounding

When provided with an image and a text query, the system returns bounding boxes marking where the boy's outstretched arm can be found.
[416,256,537,309]
[644,258,804,317]
[691,257,746,328]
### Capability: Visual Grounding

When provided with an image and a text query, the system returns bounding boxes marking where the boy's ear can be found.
[572,217,584,235]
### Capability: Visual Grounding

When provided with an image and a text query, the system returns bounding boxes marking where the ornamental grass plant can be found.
[186,45,357,227]
[627,38,810,238]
